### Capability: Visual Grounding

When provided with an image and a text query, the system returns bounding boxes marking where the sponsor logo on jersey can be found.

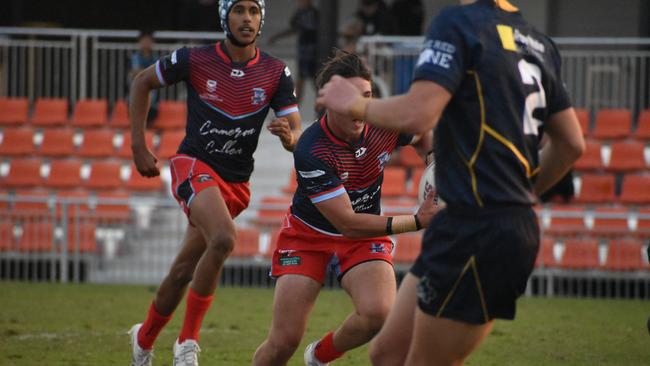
[339,172,349,181]
[377,151,391,170]
[252,87,267,105]
[206,79,217,93]
[355,147,367,159]
[417,40,456,69]
[231,69,245,78]
[171,50,178,64]
[284,66,291,77]
[299,169,325,178]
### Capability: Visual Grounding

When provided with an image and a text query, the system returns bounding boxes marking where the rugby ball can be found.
[418,162,436,205]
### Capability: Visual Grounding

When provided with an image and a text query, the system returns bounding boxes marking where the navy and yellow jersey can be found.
[155,41,299,182]
[413,0,571,207]
[290,116,412,235]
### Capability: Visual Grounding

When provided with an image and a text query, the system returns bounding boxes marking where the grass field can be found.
[0,282,648,366]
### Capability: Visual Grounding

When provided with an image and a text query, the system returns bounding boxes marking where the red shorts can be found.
[169,154,250,221]
[270,214,394,284]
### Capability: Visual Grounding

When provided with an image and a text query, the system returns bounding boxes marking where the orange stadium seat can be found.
[591,206,630,237]
[255,196,291,228]
[282,170,298,194]
[30,98,68,127]
[545,205,587,236]
[607,141,646,172]
[3,158,43,188]
[65,222,97,253]
[535,237,557,268]
[575,174,615,204]
[85,161,123,190]
[19,222,55,252]
[0,127,35,156]
[398,146,424,168]
[39,129,76,157]
[94,191,131,222]
[619,175,650,205]
[55,190,90,217]
[152,101,186,130]
[0,97,29,125]
[574,108,590,136]
[13,189,50,216]
[71,99,108,127]
[117,130,155,159]
[77,129,116,158]
[126,164,163,191]
[559,239,601,270]
[635,208,650,238]
[634,110,650,140]
[591,109,632,139]
[46,160,83,189]
[381,197,417,216]
[157,130,185,159]
[604,240,647,271]
[573,140,603,171]
[393,232,421,264]
[109,100,130,128]
[0,222,16,251]
[263,229,282,258]
[381,167,407,197]
[232,227,260,257]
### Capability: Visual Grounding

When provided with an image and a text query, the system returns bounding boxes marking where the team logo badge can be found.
[417,277,437,305]
[206,80,217,93]
[339,172,349,181]
[252,87,267,105]
[370,243,389,254]
[196,174,213,183]
[377,151,391,170]
[231,69,245,78]
[355,147,367,159]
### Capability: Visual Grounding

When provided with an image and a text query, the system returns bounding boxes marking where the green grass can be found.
[0,282,648,365]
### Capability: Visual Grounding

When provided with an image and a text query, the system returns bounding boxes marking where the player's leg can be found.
[404,313,493,366]
[252,274,322,366]
[307,260,396,364]
[369,273,419,366]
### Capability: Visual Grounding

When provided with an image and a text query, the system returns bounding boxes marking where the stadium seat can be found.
[591,206,630,237]
[30,98,68,126]
[559,239,601,270]
[254,196,291,228]
[263,228,282,258]
[109,100,130,128]
[607,141,646,172]
[393,232,421,264]
[574,174,615,204]
[0,222,16,251]
[94,191,130,222]
[634,110,650,140]
[634,208,650,238]
[157,130,185,159]
[46,160,83,189]
[55,190,90,217]
[282,170,298,195]
[65,222,97,253]
[398,146,424,168]
[77,129,116,158]
[117,131,155,158]
[71,99,108,127]
[13,189,51,216]
[381,167,407,197]
[535,237,557,268]
[381,197,417,216]
[85,161,123,190]
[545,205,587,236]
[573,140,603,171]
[3,158,43,188]
[126,164,163,191]
[152,101,186,130]
[18,222,54,252]
[619,175,650,205]
[0,127,35,156]
[591,109,632,139]
[574,108,590,136]
[407,167,425,198]
[232,227,260,258]
[604,239,647,271]
[39,129,76,157]
[0,97,29,125]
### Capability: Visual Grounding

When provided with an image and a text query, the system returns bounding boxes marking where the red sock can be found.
[178,288,214,343]
[314,332,345,363]
[137,301,173,350]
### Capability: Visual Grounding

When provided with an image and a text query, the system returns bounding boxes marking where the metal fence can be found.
[358,36,650,117]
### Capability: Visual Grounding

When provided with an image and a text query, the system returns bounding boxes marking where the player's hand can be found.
[316,75,367,119]
[267,117,294,149]
[415,192,438,229]
[132,144,160,177]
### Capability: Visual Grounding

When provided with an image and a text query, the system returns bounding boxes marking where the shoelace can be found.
[133,349,153,366]
[178,343,201,365]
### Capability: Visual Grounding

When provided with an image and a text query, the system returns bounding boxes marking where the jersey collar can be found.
[216,41,261,67]
[478,0,519,12]
[320,114,369,149]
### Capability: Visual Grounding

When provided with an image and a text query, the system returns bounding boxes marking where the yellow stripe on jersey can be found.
[465,70,486,207]
[484,124,537,178]
[496,24,518,52]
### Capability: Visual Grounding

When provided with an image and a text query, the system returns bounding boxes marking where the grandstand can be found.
[0,28,648,300]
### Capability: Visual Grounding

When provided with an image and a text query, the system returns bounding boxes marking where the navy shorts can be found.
[410,205,539,324]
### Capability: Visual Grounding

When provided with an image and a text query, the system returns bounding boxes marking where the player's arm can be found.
[129,64,164,177]
[533,108,585,195]
[314,192,437,239]
[409,129,433,161]
[267,112,302,152]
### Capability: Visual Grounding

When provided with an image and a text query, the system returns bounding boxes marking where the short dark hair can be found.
[316,50,372,90]
[138,30,154,40]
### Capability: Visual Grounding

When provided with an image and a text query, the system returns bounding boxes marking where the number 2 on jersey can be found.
[518,59,547,136]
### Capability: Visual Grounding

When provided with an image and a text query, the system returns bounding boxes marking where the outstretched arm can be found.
[129,65,163,177]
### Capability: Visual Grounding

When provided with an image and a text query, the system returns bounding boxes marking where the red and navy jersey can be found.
[414,0,571,207]
[155,41,299,182]
[290,116,412,235]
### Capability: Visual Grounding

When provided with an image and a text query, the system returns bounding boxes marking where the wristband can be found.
[414,214,422,230]
[386,216,394,235]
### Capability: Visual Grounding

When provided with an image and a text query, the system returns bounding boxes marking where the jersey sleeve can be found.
[545,41,572,114]
[294,150,345,204]
[271,65,299,117]
[412,8,473,93]
[155,47,190,86]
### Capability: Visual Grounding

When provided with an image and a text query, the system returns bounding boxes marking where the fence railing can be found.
[358,36,650,117]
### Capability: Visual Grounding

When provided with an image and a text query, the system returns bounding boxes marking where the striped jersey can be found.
[155,41,299,182]
[290,115,412,235]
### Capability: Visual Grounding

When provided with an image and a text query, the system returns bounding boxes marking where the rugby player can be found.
[127,1,301,365]
[317,1,585,365]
